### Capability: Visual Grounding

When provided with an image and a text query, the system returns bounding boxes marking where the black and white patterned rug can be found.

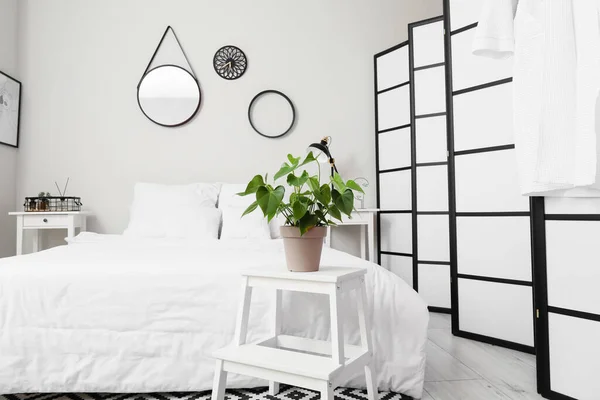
[0,386,411,400]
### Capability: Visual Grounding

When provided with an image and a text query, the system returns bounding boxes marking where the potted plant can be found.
[238,152,364,272]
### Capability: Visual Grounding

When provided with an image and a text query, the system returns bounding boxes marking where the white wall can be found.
[0,0,19,257]
[15,0,441,251]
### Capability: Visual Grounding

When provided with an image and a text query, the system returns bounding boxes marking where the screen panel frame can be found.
[409,15,451,311]
[444,0,536,356]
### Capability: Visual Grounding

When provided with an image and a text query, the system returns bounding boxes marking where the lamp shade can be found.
[307,140,331,162]
[307,136,338,175]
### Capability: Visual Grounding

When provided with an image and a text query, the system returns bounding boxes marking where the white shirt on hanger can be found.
[473,0,600,197]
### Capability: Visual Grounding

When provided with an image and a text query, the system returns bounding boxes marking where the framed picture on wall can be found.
[0,70,22,148]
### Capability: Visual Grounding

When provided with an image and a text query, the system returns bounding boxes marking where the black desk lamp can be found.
[307,136,338,179]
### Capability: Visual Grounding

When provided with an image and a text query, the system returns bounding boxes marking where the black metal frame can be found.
[532,203,600,399]
[137,26,201,128]
[248,90,296,139]
[23,196,82,212]
[530,196,549,396]
[443,0,536,354]
[408,23,419,293]
[374,40,410,269]
[408,16,451,313]
[0,69,22,148]
[452,77,513,96]
[428,306,452,314]
[374,17,453,313]
[442,0,460,332]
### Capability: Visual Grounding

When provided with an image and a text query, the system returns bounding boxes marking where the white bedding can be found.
[0,235,428,398]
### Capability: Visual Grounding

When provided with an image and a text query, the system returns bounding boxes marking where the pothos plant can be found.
[238,152,364,235]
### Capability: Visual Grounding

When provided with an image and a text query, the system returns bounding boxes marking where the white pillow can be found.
[219,183,271,240]
[124,182,221,238]
[166,207,222,239]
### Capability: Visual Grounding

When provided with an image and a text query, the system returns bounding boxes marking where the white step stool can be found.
[211,266,378,400]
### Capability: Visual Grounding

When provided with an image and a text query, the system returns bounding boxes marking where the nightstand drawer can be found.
[23,214,68,228]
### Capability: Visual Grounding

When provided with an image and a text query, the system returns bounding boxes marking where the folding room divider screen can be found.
[374,16,451,313]
[444,0,535,353]
[376,2,600,398]
[374,41,413,285]
[534,197,600,399]
[409,16,451,313]
[375,2,535,349]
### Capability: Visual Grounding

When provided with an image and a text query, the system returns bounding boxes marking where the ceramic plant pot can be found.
[279,226,327,272]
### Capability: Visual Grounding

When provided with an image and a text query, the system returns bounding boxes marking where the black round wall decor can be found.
[213,45,247,80]
[248,90,296,139]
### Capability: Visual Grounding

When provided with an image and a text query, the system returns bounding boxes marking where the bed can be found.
[0,234,428,398]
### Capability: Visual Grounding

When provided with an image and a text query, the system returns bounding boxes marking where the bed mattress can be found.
[0,235,428,398]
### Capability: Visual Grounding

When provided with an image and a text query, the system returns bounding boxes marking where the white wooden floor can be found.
[422,313,545,400]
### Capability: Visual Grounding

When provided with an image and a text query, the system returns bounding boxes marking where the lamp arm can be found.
[331,161,339,174]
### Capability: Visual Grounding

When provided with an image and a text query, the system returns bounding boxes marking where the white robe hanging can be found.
[473,0,600,197]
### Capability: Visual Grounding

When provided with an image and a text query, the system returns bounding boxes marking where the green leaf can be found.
[334,189,355,217]
[274,154,308,181]
[328,204,342,221]
[256,185,286,222]
[294,195,312,210]
[298,213,318,236]
[315,209,327,225]
[345,179,365,194]
[292,201,308,221]
[287,173,297,187]
[287,170,310,187]
[299,151,317,167]
[319,184,331,205]
[237,175,265,196]
[307,176,321,193]
[274,162,294,181]
[312,184,328,206]
[241,200,259,217]
[331,188,340,203]
[331,172,346,193]
[287,154,301,167]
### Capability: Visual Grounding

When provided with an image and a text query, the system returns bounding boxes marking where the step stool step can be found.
[214,343,343,380]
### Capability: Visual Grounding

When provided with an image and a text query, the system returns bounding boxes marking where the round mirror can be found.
[137,65,201,127]
[248,90,296,139]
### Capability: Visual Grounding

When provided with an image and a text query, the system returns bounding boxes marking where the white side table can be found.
[8,211,92,255]
[212,267,378,400]
[325,209,378,262]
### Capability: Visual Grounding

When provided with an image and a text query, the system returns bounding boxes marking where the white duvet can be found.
[0,234,428,398]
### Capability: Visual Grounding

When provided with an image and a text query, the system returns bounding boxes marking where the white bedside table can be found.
[8,211,92,255]
[212,266,378,400]
[325,208,378,262]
